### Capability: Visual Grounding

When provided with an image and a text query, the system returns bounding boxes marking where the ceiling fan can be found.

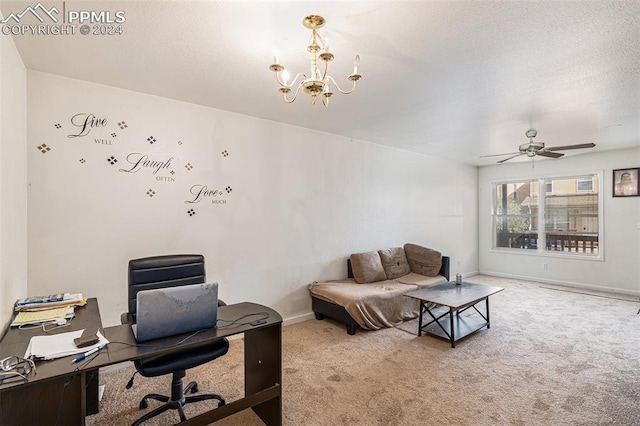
[481,129,596,164]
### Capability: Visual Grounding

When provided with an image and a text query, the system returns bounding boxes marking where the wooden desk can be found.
[103,302,283,425]
[0,298,103,425]
[0,301,282,426]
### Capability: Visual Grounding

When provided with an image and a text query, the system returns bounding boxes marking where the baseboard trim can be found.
[478,271,640,297]
[283,312,315,327]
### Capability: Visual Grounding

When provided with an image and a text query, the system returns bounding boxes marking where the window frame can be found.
[490,170,603,261]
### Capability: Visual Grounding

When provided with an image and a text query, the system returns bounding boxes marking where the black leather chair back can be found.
[128,254,205,320]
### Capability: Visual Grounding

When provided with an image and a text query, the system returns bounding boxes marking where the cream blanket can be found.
[309,273,446,330]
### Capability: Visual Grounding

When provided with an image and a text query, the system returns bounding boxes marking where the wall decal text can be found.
[67,113,108,138]
[118,153,174,175]
[185,184,228,204]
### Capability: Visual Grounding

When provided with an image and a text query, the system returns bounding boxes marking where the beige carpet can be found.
[87,275,640,425]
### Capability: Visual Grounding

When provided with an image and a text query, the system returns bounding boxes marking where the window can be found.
[493,181,537,249]
[492,173,601,256]
[576,177,593,191]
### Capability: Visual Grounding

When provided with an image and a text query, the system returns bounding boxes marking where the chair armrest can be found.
[121,312,134,325]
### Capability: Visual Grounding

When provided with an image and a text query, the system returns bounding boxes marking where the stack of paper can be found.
[25,329,109,360]
[10,306,75,327]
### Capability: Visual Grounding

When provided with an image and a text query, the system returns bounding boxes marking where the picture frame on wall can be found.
[613,168,640,197]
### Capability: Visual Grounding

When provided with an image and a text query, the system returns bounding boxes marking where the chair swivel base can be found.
[132,379,225,426]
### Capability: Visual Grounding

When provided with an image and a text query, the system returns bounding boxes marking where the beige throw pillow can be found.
[403,243,442,277]
[350,251,387,284]
[378,247,411,279]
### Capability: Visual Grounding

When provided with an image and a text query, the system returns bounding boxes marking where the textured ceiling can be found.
[3,0,639,166]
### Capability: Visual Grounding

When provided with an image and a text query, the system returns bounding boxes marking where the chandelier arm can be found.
[282,84,303,103]
[289,72,307,88]
[275,71,306,88]
[324,75,358,94]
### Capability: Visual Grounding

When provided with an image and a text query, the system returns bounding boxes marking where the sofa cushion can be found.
[378,247,411,279]
[403,243,442,277]
[350,251,387,284]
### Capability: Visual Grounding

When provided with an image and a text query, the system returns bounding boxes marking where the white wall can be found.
[27,71,478,327]
[0,28,28,331]
[479,147,640,294]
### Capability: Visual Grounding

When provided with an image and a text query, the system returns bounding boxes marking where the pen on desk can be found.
[72,344,105,364]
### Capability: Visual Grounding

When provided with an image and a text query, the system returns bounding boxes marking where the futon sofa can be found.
[309,244,450,335]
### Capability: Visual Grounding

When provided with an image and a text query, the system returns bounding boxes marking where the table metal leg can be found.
[486,297,491,329]
[449,307,455,348]
[418,302,424,336]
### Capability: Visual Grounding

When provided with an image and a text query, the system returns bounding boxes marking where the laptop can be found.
[132,282,218,342]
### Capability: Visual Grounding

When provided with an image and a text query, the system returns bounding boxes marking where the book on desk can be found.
[15,293,65,306]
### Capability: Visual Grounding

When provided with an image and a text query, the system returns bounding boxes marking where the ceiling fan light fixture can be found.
[480,128,596,164]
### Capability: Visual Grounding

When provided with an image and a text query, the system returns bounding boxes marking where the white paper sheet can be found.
[25,329,109,360]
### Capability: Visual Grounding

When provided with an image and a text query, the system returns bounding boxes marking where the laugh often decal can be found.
[40,112,233,216]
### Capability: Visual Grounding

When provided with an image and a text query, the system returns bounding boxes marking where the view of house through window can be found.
[493,174,599,255]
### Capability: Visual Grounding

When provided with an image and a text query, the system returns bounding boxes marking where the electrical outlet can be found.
[542,262,548,270]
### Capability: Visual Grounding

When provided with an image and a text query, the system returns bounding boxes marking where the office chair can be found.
[124,254,229,426]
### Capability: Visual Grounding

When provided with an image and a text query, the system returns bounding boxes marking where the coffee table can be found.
[404,281,504,347]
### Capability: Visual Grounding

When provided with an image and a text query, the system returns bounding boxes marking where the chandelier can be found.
[269,15,362,106]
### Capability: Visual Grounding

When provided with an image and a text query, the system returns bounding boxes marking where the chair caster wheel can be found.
[192,383,199,393]
[139,399,148,409]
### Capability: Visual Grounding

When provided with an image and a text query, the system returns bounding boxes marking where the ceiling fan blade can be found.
[546,143,596,151]
[480,152,520,158]
[497,153,525,163]
[537,151,564,158]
